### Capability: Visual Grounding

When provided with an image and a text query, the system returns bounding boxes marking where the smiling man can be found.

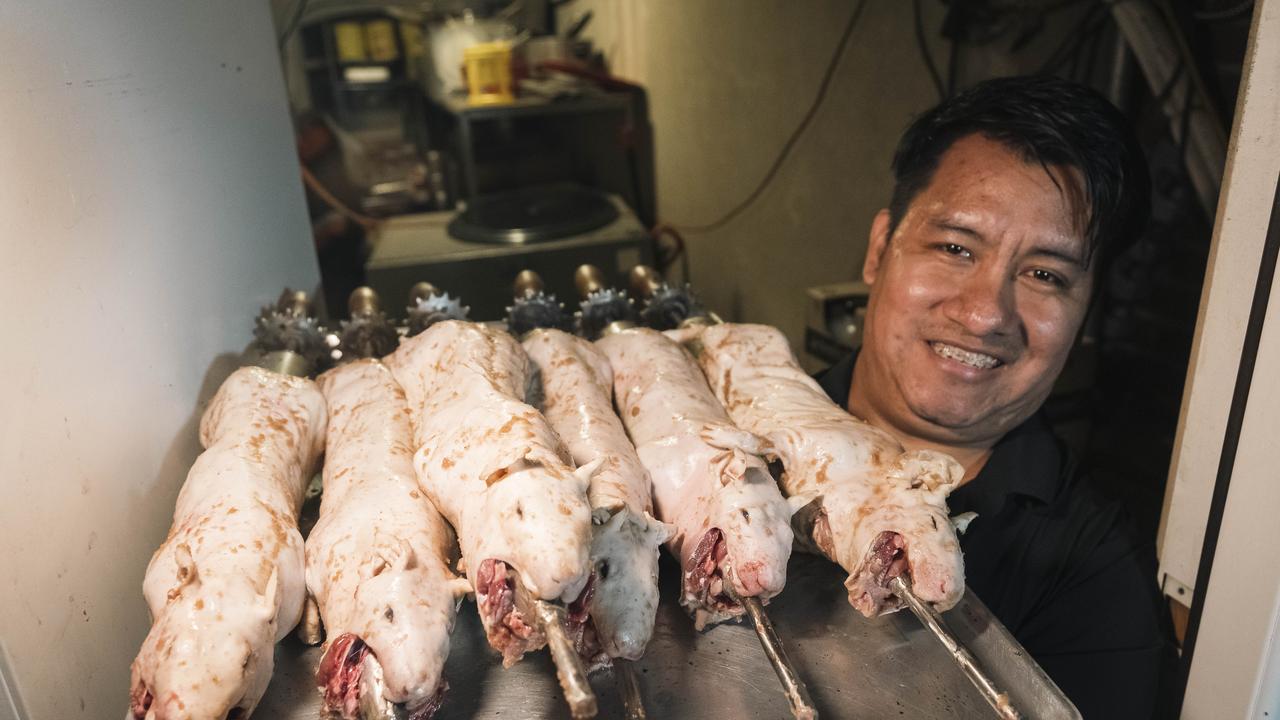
[819,76,1173,718]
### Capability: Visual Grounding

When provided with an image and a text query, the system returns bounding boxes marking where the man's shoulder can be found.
[1015,419,1140,544]
[1010,432,1157,619]
[960,413,1153,612]
[1004,416,1141,557]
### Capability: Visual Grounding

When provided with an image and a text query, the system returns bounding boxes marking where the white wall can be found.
[0,1,318,717]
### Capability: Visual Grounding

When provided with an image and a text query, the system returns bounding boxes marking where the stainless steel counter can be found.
[257,552,1078,719]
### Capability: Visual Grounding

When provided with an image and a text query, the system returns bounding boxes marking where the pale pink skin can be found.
[306,360,471,710]
[684,322,965,615]
[522,329,672,660]
[130,367,326,720]
[386,321,595,662]
[596,328,793,629]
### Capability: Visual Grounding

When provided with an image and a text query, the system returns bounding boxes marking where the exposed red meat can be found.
[566,572,595,628]
[476,559,536,666]
[565,572,607,667]
[846,531,909,615]
[128,684,152,719]
[870,531,909,585]
[682,529,737,614]
[315,633,369,719]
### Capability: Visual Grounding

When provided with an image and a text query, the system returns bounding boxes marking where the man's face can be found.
[857,134,1094,448]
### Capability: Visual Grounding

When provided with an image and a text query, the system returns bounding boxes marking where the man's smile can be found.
[927,341,1006,371]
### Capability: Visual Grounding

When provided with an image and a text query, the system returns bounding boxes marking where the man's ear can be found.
[863,209,893,285]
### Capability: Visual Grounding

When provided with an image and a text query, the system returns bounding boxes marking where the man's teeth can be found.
[931,342,1001,369]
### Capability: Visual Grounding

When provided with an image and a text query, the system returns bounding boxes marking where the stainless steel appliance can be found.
[365,192,651,321]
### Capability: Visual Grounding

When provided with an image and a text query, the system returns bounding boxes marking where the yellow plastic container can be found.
[463,41,515,106]
[334,21,368,63]
[365,19,399,63]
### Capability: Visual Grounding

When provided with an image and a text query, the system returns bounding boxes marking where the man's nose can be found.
[944,269,1017,337]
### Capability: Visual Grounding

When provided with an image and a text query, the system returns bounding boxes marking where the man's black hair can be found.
[888,75,1151,269]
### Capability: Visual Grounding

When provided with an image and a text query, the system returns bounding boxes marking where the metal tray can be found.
[257,552,1078,719]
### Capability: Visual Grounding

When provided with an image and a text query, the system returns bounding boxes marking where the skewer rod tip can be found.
[574,264,606,299]
[409,281,439,304]
[734,591,818,720]
[534,600,598,719]
[614,659,648,720]
[628,265,664,300]
[513,270,545,297]
[348,286,380,316]
[889,576,1021,720]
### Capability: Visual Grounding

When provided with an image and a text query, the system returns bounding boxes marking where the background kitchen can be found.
[2,0,1277,718]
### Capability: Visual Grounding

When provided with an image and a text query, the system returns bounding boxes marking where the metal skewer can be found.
[532,599,598,719]
[297,595,323,645]
[614,659,647,720]
[574,264,640,339]
[409,281,440,305]
[405,281,469,337]
[356,651,399,720]
[725,573,819,720]
[636,276,817,719]
[276,287,311,317]
[628,265,664,301]
[248,288,325,376]
[336,287,399,361]
[890,576,1020,720]
[574,264,606,298]
[518,267,647,719]
[513,269,545,297]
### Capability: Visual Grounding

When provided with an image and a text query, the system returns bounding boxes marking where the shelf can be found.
[438,91,629,121]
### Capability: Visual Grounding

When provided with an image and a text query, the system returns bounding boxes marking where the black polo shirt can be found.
[817,351,1174,719]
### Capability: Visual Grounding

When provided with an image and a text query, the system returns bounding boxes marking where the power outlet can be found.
[0,641,28,720]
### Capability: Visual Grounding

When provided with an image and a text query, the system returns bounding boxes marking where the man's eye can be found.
[1030,268,1065,286]
[939,243,971,258]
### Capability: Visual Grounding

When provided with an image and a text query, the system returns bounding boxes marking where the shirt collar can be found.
[959,411,1062,513]
[814,350,1063,513]
[816,350,857,408]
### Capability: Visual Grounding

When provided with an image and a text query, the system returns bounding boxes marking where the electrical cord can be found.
[300,165,381,232]
[1077,20,1105,83]
[670,0,868,234]
[1036,3,1111,76]
[1193,0,1254,21]
[914,0,947,101]
[946,32,960,98]
[651,224,691,284]
[278,0,310,52]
